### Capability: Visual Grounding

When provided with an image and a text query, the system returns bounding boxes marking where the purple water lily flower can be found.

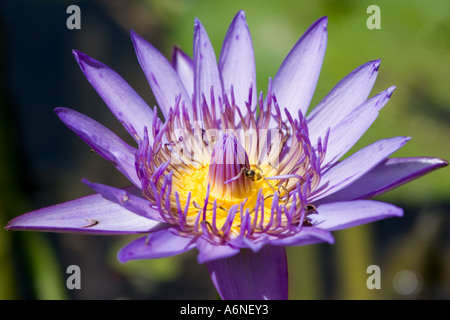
[6,10,447,300]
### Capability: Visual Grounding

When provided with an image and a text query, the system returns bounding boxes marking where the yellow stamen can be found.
[171,164,281,236]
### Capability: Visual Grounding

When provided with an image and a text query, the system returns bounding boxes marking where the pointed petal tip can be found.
[427,157,449,167]
[392,135,411,149]
[316,16,328,29]
[371,59,381,72]
[129,29,137,41]
[387,85,396,96]
[171,45,181,54]
[405,136,412,142]
[394,206,404,217]
[117,249,130,264]
[129,28,141,41]
[81,178,100,193]
[4,219,34,232]
[72,49,83,64]
[130,30,155,54]
[53,106,64,114]
[5,215,35,231]
[129,29,145,47]
[304,16,328,37]
[372,86,396,111]
[53,107,71,121]
[171,46,180,66]
[227,10,249,31]
[194,17,201,28]
[353,59,381,75]
[72,49,88,63]
[72,50,104,71]
[321,231,336,244]
[54,107,74,117]
[234,9,246,21]
[4,221,14,231]
[194,17,209,34]
[171,45,191,63]
[72,48,81,57]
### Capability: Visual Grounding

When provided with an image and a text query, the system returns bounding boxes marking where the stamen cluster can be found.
[136,80,328,243]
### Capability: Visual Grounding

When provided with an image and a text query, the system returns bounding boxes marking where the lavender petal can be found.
[322,86,396,167]
[308,59,381,144]
[83,179,165,222]
[194,18,223,117]
[311,136,410,201]
[219,10,257,112]
[269,227,335,246]
[317,157,449,203]
[73,50,153,141]
[118,228,196,262]
[309,200,403,231]
[206,245,288,300]
[55,107,140,187]
[5,187,163,234]
[272,17,327,122]
[196,236,240,264]
[171,46,194,97]
[130,30,192,120]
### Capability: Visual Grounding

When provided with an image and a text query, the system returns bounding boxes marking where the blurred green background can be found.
[0,0,449,299]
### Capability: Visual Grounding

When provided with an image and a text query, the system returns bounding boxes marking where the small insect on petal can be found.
[82,219,100,228]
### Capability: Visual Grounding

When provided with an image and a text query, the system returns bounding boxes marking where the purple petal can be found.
[72,50,153,141]
[171,46,194,97]
[5,187,163,235]
[194,18,223,116]
[118,228,196,262]
[268,227,335,246]
[229,234,269,253]
[82,179,165,222]
[219,10,257,111]
[309,200,403,231]
[206,245,288,300]
[130,30,192,120]
[312,136,410,201]
[307,59,381,144]
[322,86,396,167]
[317,157,449,203]
[196,236,240,264]
[55,107,140,187]
[272,17,327,120]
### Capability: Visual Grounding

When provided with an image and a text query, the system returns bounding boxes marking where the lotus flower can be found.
[6,10,447,300]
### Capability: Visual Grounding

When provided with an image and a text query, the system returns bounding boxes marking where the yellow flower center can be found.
[171,163,283,237]
[137,86,324,240]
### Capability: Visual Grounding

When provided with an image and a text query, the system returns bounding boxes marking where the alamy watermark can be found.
[65,5,381,35]
[159,125,286,168]
[366,265,421,295]
[366,264,381,289]
[366,5,381,29]
[66,265,81,290]
[66,5,81,30]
